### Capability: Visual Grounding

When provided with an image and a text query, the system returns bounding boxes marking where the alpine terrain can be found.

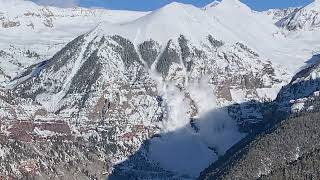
[0,0,320,179]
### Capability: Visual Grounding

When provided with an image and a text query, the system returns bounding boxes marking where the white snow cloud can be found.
[149,107,245,177]
[148,77,245,177]
[31,0,79,8]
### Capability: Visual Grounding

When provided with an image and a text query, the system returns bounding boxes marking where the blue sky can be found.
[33,0,314,11]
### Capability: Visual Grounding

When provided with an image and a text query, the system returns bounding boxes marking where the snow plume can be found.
[149,76,245,177]
[31,0,79,7]
[158,81,190,132]
[156,76,218,132]
[149,108,244,177]
[188,76,217,114]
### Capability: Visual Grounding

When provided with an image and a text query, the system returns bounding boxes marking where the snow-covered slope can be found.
[205,1,278,51]
[262,7,300,22]
[277,0,320,31]
[91,2,243,45]
[0,0,316,84]
[0,0,147,85]
[204,0,307,73]
[276,54,320,113]
[0,0,147,32]
[274,0,320,56]
[203,0,220,10]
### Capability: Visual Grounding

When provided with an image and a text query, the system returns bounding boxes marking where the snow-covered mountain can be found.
[203,0,220,10]
[263,7,300,22]
[277,0,320,31]
[276,54,320,113]
[204,0,319,73]
[0,0,320,179]
[0,0,147,85]
[0,0,146,33]
[6,17,288,180]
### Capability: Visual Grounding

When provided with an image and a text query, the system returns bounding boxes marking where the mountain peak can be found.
[220,0,243,5]
[93,2,223,44]
[157,1,196,12]
[203,1,220,10]
[164,1,185,7]
[218,0,251,10]
[207,0,252,13]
